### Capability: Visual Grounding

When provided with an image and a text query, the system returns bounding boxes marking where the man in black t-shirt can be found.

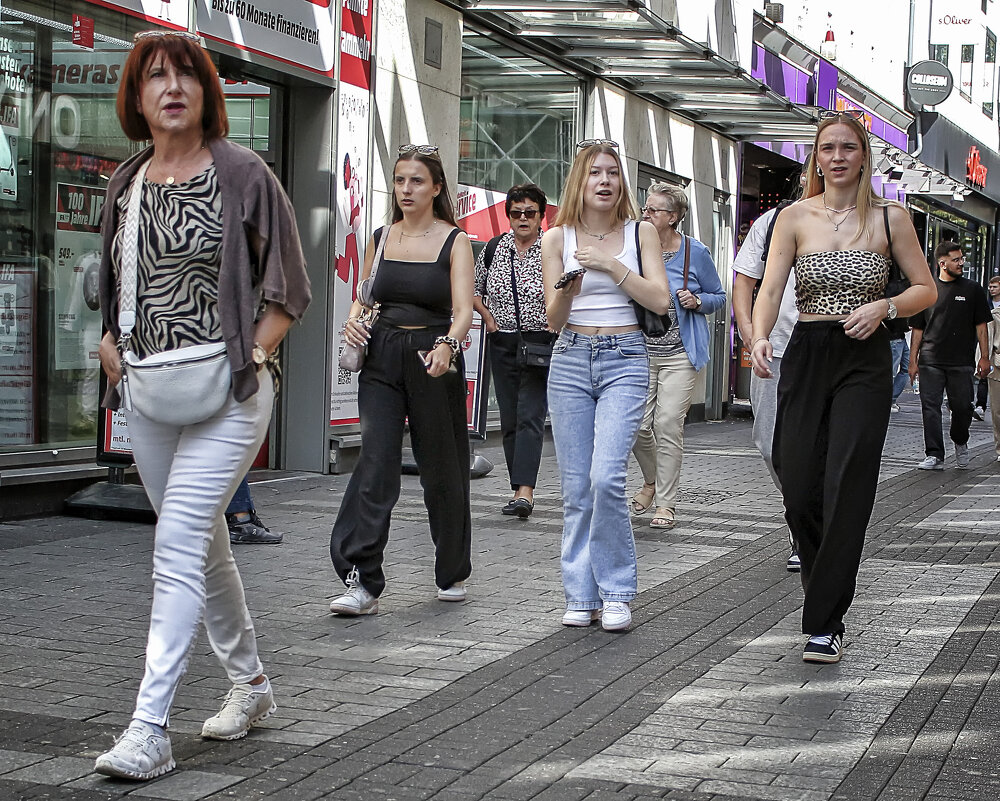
[909,241,992,470]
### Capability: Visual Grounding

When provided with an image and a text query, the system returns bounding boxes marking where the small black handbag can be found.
[629,222,676,338]
[510,249,554,368]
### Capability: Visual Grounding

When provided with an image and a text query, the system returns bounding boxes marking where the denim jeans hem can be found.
[600,593,636,603]
[566,602,603,611]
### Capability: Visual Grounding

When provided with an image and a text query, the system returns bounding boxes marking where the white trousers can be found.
[127,371,274,727]
[632,352,698,512]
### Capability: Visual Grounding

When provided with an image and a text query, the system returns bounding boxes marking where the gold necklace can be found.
[581,221,618,240]
[822,194,856,232]
[398,220,437,243]
[152,144,206,185]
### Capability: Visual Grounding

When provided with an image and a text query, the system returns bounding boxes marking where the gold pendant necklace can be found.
[581,221,617,240]
[823,193,856,231]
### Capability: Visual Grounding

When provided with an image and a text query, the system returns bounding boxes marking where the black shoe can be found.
[227,512,283,544]
[973,407,985,421]
[511,498,533,518]
[501,499,519,516]
[802,632,842,664]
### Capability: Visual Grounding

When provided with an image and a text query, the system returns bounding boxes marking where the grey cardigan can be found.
[99,138,311,407]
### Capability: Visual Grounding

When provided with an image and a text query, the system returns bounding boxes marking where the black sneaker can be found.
[786,551,801,572]
[802,632,842,664]
[227,512,283,545]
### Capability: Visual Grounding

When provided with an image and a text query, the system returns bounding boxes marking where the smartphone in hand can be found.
[417,350,458,374]
[554,268,585,290]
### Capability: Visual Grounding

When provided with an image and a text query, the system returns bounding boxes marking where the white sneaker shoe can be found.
[329,568,378,615]
[601,602,632,632]
[917,456,944,470]
[561,609,601,627]
[201,681,276,740]
[955,443,970,469]
[437,581,467,602]
[94,721,175,780]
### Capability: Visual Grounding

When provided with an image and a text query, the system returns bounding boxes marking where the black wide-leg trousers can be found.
[330,323,472,597]
[773,321,891,636]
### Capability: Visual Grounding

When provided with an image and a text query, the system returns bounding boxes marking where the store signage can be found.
[196,0,337,77]
[967,146,988,188]
[81,0,188,30]
[72,15,95,50]
[906,59,955,109]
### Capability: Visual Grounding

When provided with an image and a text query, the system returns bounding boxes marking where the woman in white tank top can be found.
[540,140,670,632]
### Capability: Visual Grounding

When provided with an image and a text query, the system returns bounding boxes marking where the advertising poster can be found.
[101,410,133,457]
[54,183,105,372]
[0,260,35,445]
[330,0,375,426]
[196,0,337,77]
[1,33,24,202]
[82,0,189,29]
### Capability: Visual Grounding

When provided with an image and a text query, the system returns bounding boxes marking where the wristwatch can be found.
[694,294,703,309]
[885,297,898,320]
[252,343,270,367]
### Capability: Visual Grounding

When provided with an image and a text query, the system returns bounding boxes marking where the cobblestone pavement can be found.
[2,389,1000,800]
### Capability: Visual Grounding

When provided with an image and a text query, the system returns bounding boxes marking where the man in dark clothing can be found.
[909,241,992,470]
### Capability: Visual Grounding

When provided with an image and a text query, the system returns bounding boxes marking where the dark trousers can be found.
[976,376,989,409]
[918,364,975,458]
[773,322,891,636]
[329,323,472,597]
[488,331,551,490]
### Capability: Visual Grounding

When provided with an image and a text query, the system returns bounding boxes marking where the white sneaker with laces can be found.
[94,720,175,780]
[561,609,601,627]
[201,681,276,740]
[601,602,632,632]
[917,456,944,471]
[437,581,467,602]
[329,568,378,615]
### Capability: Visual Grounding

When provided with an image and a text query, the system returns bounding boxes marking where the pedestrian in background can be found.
[909,241,991,471]
[975,275,1000,418]
[473,183,552,518]
[629,183,725,530]
[226,476,282,544]
[95,30,310,779]
[988,298,1000,460]
[541,139,670,632]
[329,144,474,616]
[751,110,935,664]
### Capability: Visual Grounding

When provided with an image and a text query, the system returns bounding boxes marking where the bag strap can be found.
[117,159,151,343]
[633,220,643,276]
[364,226,389,303]
[883,205,893,257]
[484,234,503,274]
[509,244,523,332]
[682,234,690,291]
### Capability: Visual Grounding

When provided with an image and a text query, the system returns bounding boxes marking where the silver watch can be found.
[885,297,898,320]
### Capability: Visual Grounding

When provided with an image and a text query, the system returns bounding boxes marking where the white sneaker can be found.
[94,721,175,780]
[561,609,601,627]
[890,403,900,413]
[329,568,378,615]
[201,681,276,740]
[955,443,970,469]
[601,602,632,632]
[917,456,944,470]
[437,581,467,602]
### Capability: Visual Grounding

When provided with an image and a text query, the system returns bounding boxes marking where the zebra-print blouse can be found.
[112,164,224,359]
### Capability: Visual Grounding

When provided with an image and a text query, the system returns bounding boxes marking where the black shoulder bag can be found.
[509,243,555,369]
[882,206,910,337]
[630,221,675,338]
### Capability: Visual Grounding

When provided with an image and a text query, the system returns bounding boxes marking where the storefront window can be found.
[459,34,579,202]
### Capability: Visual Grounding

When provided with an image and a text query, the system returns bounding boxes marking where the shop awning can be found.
[459,1,820,142]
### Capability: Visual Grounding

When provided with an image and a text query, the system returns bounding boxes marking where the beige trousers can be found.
[632,352,699,512]
[989,376,1000,457]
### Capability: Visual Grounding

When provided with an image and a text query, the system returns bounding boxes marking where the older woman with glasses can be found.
[329,144,475,616]
[629,184,725,530]
[473,183,552,517]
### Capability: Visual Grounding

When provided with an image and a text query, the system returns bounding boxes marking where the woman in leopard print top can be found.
[749,111,935,665]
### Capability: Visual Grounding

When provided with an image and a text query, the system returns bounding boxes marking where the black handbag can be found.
[881,206,910,337]
[629,222,675,338]
[509,247,554,368]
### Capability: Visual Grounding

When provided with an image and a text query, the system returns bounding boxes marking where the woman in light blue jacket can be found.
[630,183,726,528]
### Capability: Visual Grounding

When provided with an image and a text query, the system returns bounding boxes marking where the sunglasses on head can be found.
[509,209,539,220]
[398,144,440,156]
[576,138,619,150]
[133,30,203,44]
[818,108,866,121]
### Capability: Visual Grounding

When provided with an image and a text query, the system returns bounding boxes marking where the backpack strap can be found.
[484,233,504,272]
[760,200,792,275]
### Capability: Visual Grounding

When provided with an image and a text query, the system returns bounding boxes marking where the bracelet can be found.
[615,271,629,287]
[434,335,461,362]
[751,337,769,348]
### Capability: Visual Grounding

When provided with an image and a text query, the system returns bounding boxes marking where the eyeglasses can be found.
[398,144,439,156]
[133,30,203,44]
[818,108,866,121]
[577,138,619,149]
[509,209,539,220]
[946,255,966,265]
[641,206,673,215]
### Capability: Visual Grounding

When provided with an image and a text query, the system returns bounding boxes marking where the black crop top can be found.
[371,226,459,327]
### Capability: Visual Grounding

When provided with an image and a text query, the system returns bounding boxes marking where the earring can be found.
[816,165,824,177]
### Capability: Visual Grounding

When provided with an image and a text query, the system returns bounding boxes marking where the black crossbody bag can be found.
[508,244,555,368]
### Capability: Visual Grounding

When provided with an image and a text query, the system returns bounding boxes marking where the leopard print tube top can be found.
[793,250,891,315]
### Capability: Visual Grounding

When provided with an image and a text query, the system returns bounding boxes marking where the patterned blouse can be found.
[474,232,548,332]
[645,250,685,358]
[113,165,224,359]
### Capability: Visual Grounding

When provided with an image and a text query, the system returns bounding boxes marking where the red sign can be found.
[72,14,95,50]
[967,146,988,188]
[340,0,374,90]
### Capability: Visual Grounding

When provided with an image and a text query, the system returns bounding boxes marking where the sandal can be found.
[650,508,676,529]
[630,484,655,515]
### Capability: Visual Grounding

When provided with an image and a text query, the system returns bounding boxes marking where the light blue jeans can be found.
[890,336,910,403]
[548,329,648,610]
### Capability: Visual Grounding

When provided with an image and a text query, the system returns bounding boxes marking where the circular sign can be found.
[906,60,954,108]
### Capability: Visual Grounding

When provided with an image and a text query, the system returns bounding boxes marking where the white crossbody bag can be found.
[117,160,232,426]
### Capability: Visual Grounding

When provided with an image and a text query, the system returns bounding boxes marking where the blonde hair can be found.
[803,113,887,241]
[647,183,688,228]
[553,144,640,228]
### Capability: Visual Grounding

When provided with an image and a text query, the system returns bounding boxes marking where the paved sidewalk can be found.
[1,389,999,800]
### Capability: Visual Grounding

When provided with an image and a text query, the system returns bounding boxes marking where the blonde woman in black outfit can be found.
[751,111,935,664]
[329,145,474,615]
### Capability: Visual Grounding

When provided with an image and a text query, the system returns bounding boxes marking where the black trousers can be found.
[918,363,975,458]
[976,376,989,410]
[329,323,472,597]
[773,322,891,636]
[488,331,551,490]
